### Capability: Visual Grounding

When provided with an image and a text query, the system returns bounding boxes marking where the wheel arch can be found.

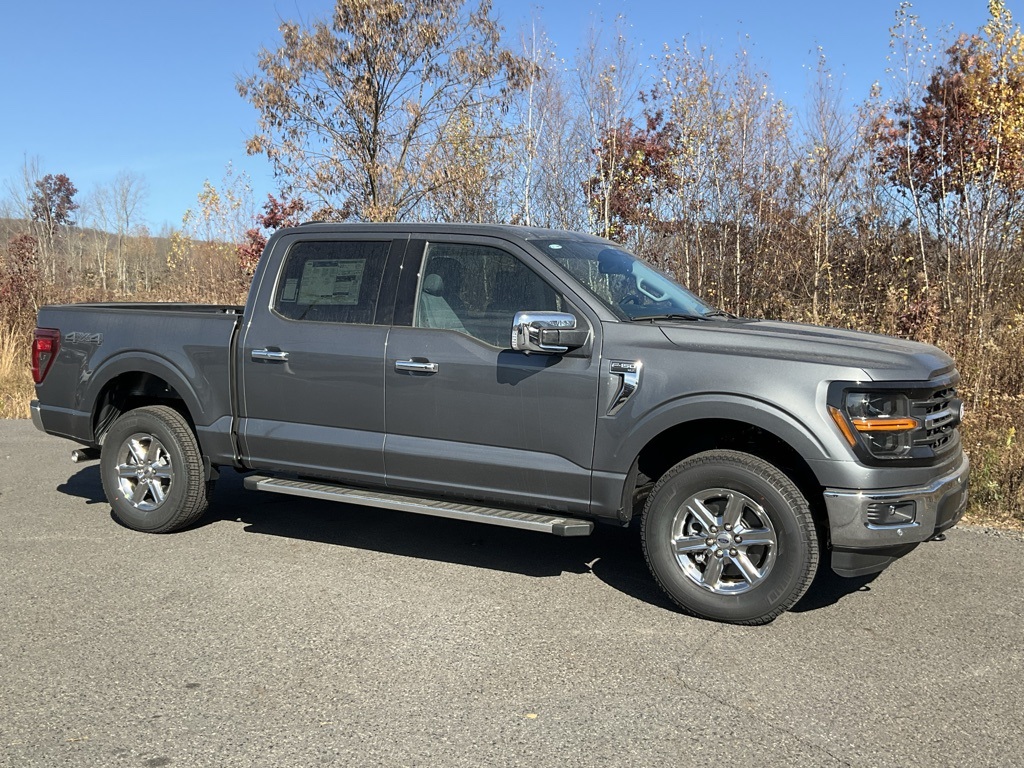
[86,354,205,445]
[612,396,832,523]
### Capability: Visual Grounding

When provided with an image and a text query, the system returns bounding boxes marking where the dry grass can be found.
[933,321,1024,530]
[0,325,33,419]
[958,394,1024,532]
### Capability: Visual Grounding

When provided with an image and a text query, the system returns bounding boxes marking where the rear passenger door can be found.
[239,232,404,485]
[383,236,601,513]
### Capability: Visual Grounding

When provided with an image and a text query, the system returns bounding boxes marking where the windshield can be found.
[534,239,716,321]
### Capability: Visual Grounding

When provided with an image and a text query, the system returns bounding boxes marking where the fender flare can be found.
[607,393,835,476]
[83,351,208,433]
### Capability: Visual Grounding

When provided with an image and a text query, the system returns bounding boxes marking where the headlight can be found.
[828,391,919,460]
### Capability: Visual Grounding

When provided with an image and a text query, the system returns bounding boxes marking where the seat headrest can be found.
[423,273,445,295]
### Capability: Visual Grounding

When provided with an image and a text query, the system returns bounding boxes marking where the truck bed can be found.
[33,302,242,456]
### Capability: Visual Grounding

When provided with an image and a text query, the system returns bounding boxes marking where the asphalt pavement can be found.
[2,419,1022,768]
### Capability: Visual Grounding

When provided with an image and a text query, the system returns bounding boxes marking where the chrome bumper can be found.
[30,400,45,432]
[824,452,970,549]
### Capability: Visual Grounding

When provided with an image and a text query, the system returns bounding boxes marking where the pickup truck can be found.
[30,223,969,624]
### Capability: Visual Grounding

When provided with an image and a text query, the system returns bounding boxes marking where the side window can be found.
[274,240,390,324]
[414,242,564,346]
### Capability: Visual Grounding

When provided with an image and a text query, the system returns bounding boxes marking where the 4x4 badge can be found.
[64,332,103,345]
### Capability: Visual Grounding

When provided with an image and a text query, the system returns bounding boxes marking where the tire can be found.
[641,450,819,625]
[100,405,213,533]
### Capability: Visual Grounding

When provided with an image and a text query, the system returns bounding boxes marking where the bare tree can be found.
[110,171,148,292]
[504,24,592,230]
[644,37,790,313]
[85,171,149,292]
[79,189,113,292]
[168,166,255,302]
[790,49,864,323]
[575,16,643,237]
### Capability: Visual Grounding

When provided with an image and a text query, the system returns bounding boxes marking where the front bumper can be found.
[823,452,969,576]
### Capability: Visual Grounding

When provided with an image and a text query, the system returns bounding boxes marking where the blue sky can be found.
[0,0,1009,231]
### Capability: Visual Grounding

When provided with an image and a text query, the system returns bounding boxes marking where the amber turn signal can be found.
[850,417,919,432]
[828,406,858,447]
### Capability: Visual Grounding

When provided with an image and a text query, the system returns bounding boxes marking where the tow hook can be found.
[928,532,947,542]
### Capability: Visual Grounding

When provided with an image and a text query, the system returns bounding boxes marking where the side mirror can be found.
[511,311,587,355]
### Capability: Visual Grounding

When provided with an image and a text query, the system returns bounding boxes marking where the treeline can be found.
[233,2,1024,390]
[0,162,255,327]
[1,0,1021,523]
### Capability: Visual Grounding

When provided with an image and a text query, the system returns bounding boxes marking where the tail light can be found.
[32,328,61,384]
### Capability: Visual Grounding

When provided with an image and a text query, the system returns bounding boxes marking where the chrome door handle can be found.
[395,359,438,374]
[252,348,289,362]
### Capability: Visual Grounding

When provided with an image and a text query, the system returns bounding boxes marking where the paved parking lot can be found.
[2,419,1022,767]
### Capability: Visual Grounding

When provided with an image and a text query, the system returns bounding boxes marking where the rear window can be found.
[274,240,390,324]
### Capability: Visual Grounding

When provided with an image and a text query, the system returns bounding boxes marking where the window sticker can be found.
[281,278,299,302]
[297,259,367,305]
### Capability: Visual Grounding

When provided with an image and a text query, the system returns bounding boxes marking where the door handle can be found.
[395,359,438,374]
[252,348,289,362]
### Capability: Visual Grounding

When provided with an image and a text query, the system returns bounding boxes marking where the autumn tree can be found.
[30,173,78,230]
[238,0,533,222]
[237,193,307,276]
[28,172,78,283]
[0,234,42,327]
[639,38,790,313]
[169,166,255,302]
[584,114,676,244]
[874,0,1024,329]
[425,103,513,223]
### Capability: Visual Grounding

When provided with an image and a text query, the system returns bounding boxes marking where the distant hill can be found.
[0,217,174,252]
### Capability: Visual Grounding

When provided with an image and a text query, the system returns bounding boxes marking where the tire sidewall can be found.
[643,453,815,623]
[100,409,193,532]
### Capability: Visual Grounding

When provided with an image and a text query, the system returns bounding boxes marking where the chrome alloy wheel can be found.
[670,488,778,594]
[113,432,175,512]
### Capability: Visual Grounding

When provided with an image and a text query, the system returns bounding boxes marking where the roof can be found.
[289,221,610,243]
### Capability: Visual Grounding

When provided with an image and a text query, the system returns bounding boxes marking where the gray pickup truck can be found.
[31,223,969,624]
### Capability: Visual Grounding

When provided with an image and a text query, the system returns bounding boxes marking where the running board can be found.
[243,475,594,537]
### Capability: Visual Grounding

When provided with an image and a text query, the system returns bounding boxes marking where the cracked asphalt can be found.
[2,419,1022,767]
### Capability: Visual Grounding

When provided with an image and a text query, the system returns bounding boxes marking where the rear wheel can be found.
[100,405,212,533]
[641,450,819,624]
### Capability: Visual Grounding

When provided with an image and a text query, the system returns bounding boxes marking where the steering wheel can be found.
[619,293,644,308]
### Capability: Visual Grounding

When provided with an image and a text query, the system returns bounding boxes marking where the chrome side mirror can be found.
[511,311,585,355]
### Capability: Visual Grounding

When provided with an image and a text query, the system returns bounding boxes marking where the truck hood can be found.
[657,319,956,382]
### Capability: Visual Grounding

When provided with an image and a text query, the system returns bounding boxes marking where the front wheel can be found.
[641,450,819,624]
[100,405,213,533]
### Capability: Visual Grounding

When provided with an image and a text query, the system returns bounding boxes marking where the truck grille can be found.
[912,387,958,454]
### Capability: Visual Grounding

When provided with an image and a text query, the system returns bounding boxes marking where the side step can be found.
[242,474,594,537]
